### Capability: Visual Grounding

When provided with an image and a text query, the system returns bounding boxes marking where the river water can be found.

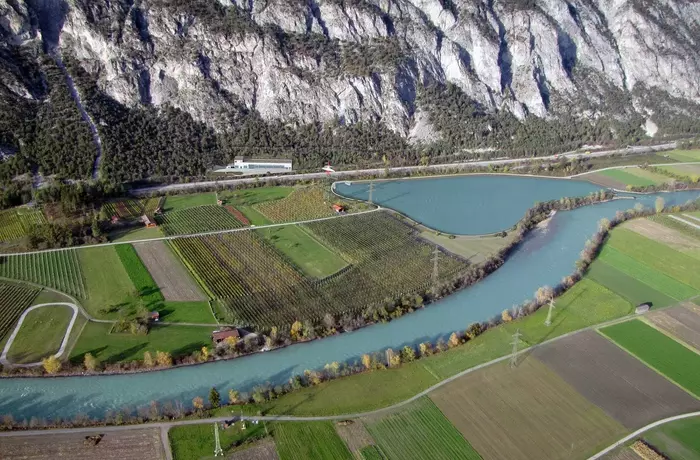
[1,176,698,420]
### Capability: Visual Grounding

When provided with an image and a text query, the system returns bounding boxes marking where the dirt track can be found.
[532,330,700,429]
[133,241,206,301]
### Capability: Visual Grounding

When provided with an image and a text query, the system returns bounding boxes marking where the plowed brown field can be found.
[133,240,206,301]
[625,219,700,252]
[229,438,279,459]
[647,304,700,351]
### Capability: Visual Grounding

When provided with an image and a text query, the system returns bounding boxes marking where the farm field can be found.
[532,330,700,429]
[600,319,700,397]
[0,207,46,242]
[255,187,353,223]
[359,446,384,460]
[172,212,467,328]
[162,192,216,212]
[646,304,700,351]
[586,261,676,308]
[257,225,348,278]
[1,429,166,459]
[624,218,700,257]
[69,321,212,364]
[158,301,215,323]
[78,246,137,318]
[229,438,280,460]
[658,164,700,178]
[107,225,163,242]
[603,229,700,293]
[0,250,86,298]
[596,168,669,187]
[419,230,515,262]
[102,197,162,220]
[364,397,480,460]
[334,420,375,454]
[5,304,74,364]
[648,214,700,246]
[133,240,206,301]
[156,205,244,236]
[169,422,268,460]
[273,421,353,460]
[642,416,700,459]
[219,186,294,226]
[430,358,626,460]
[0,282,38,339]
[115,244,163,306]
[666,149,700,163]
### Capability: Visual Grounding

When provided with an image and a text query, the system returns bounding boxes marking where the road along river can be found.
[0,176,698,421]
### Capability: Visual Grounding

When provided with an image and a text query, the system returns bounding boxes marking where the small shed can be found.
[635,303,651,314]
[212,328,240,344]
[141,215,157,228]
[332,204,345,213]
[149,311,160,322]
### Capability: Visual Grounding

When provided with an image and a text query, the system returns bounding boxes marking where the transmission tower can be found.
[544,298,556,327]
[431,245,441,288]
[213,423,223,457]
[368,182,375,204]
[510,329,522,368]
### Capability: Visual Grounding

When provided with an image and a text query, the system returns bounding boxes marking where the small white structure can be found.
[635,303,651,314]
[216,157,292,173]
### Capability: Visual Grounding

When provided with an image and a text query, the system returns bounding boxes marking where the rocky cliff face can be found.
[1,0,699,151]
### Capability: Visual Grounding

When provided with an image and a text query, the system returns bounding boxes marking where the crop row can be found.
[0,208,47,242]
[103,197,162,220]
[171,212,468,328]
[255,187,336,223]
[0,250,87,298]
[0,282,39,339]
[156,206,244,236]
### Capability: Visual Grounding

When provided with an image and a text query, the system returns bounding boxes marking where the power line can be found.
[544,298,556,327]
[213,422,223,457]
[368,181,375,204]
[510,329,522,368]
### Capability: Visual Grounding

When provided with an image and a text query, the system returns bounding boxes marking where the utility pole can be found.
[544,298,556,327]
[213,423,223,457]
[510,329,522,368]
[368,182,375,205]
[431,245,440,288]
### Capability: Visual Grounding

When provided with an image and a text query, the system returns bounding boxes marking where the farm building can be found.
[216,157,293,173]
[149,311,160,322]
[332,204,346,213]
[212,328,240,344]
[141,215,157,228]
[635,303,651,314]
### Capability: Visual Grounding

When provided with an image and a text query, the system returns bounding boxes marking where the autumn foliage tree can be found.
[83,353,98,371]
[42,355,61,374]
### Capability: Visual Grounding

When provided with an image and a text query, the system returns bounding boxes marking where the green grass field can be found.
[274,422,353,460]
[107,225,163,242]
[643,416,700,459]
[586,261,676,308]
[598,246,698,300]
[600,320,700,397]
[158,301,215,323]
[169,421,267,460]
[115,244,164,307]
[364,397,480,460]
[162,193,216,212]
[78,246,137,319]
[257,225,347,278]
[666,149,700,163]
[598,169,667,187]
[359,445,384,460]
[69,322,212,364]
[219,186,293,222]
[6,305,73,364]
[419,231,514,262]
[605,229,700,291]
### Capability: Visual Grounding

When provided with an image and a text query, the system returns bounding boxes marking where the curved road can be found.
[0,302,79,367]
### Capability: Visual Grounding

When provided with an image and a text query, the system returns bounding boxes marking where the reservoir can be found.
[0,177,698,421]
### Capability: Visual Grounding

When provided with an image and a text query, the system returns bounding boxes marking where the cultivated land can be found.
[0,207,46,242]
[169,422,268,460]
[642,416,700,459]
[532,330,700,429]
[593,168,669,188]
[658,164,700,178]
[646,304,700,351]
[666,149,700,163]
[255,187,358,223]
[648,215,700,250]
[162,192,216,212]
[229,438,280,460]
[419,230,516,262]
[624,218,700,255]
[364,397,480,460]
[102,197,162,220]
[334,420,375,454]
[6,304,74,364]
[172,211,467,328]
[156,205,244,236]
[0,429,166,459]
[0,281,38,339]
[115,244,164,307]
[133,240,206,302]
[0,250,86,298]
[273,421,353,460]
[600,320,700,397]
[78,246,137,318]
[586,261,676,309]
[430,358,625,460]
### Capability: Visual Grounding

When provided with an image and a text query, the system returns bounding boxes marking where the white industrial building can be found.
[216,157,293,173]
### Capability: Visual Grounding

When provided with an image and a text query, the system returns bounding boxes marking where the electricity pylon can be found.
[213,423,223,457]
[510,329,522,368]
[368,182,375,204]
[431,245,441,288]
[544,298,556,327]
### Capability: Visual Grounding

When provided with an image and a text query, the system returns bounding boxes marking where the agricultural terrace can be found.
[102,197,161,220]
[5,304,74,364]
[0,250,86,298]
[0,207,46,242]
[171,211,467,328]
[647,304,700,351]
[600,320,700,397]
[641,415,700,459]
[430,359,625,460]
[0,282,38,339]
[364,397,480,460]
[274,422,353,460]
[255,186,357,223]
[156,205,244,236]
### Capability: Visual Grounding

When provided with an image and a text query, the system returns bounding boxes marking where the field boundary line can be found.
[683,214,700,224]
[0,302,79,367]
[638,316,700,357]
[0,208,382,258]
[588,411,700,459]
[670,214,700,231]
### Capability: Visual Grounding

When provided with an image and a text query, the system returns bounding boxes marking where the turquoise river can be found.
[1,175,699,420]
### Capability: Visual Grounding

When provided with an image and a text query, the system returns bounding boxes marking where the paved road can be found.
[0,302,79,367]
[132,143,679,195]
